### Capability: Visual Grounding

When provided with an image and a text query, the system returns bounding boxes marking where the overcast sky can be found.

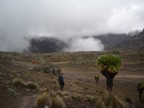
[0,0,144,51]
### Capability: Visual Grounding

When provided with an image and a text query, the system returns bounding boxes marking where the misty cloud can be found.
[0,0,144,52]
[64,37,104,52]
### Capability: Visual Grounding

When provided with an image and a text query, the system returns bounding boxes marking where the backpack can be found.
[59,75,64,82]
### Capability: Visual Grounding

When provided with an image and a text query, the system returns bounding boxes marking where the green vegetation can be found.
[94,76,99,84]
[96,54,122,91]
[96,54,121,73]
[137,82,144,102]
[138,83,144,89]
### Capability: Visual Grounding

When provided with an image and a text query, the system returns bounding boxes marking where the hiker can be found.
[58,73,65,90]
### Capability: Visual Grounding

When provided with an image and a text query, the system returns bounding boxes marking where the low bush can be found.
[137,82,144,89]
[96,91,127,108]
[12,78,27,87]
[71,92,84,101]
[94,76,99,84]
[84,95,93,103]
[52,95,65,108]
[36,92,51,108]
[137,82,144,102]
[27,81,39,90]
[36,90,65,108]
[84,95,98,104]
[57,90,70,97]
[39,88,50,94]
[12,78,39,90]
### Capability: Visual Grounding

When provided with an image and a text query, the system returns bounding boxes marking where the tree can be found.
[96,54,122,91]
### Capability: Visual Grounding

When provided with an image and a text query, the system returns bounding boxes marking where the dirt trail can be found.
[19,96,36,108]
[8,95,37,108]
[116,75,144,79]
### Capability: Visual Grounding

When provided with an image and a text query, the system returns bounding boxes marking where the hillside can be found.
[27,29,144,53]
[94,29,144,51]
[115,29,144,50]
[93,33,130,50]
[28,37,67,53]
[0,51,144,108]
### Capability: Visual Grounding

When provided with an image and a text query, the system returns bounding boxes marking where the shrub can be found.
[96,98,106,108]
[137,82,144,89]
[84,95,93,103]
[36,92,51,108]
[96,91,126,108]
[91,96,98,104]
[94,76,99,84]
[27,81,39,90]
[12,78,39,90]
[137,82,144,102]
[125,97,133,104]
[52,95,65,108]
[50,91,57,98]
[71,92,84,101]
[57,90,70,97]
[36,90,65,108]
[39,88,50,94]
[12,78,27,87]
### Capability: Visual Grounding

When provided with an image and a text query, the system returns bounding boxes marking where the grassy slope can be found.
[0,51,144,108]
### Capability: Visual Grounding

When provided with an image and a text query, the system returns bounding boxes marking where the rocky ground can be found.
[0,51,144,108]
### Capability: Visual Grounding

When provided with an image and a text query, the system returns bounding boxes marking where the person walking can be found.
[58,73,65,90]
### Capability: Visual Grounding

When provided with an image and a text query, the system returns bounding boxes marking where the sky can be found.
[0,0,144,52]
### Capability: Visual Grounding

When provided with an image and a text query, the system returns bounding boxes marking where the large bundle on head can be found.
[96,54,122,73]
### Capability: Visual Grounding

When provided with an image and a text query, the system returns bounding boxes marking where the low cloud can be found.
[64,37,104,52]
[0,0,144,52]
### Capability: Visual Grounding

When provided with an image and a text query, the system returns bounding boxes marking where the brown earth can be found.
[0,51,144,108]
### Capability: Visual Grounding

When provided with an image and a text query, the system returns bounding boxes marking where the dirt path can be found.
[7,95,37,108]
[116,75,144,79]
[18,96,36,108]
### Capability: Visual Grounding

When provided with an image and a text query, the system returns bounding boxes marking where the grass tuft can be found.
[52,95,65,108]
[12,78,39,90]
[57,90,70,97]
[96,91,127,108]
[94,76,99,84]
[27,81,39,89]
[36,92,51,108]
[71,92,84,101]
[12,78,27,87]
[39,88,50,94]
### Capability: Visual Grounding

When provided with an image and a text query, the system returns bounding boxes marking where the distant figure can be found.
[58,73,65,90]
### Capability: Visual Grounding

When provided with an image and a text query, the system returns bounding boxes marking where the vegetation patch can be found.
[96,91,127,108]
[12,78,39,90]
[36,91,65,108]
[12,78,27,87]
[94,76,99,84]
[57,90,70,97]
[71,92,84,101]
[37,92,51,108]
[52,95,65,108]
[27,81,39,90]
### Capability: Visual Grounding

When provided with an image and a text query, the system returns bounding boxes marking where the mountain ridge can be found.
[27,29,144,52]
